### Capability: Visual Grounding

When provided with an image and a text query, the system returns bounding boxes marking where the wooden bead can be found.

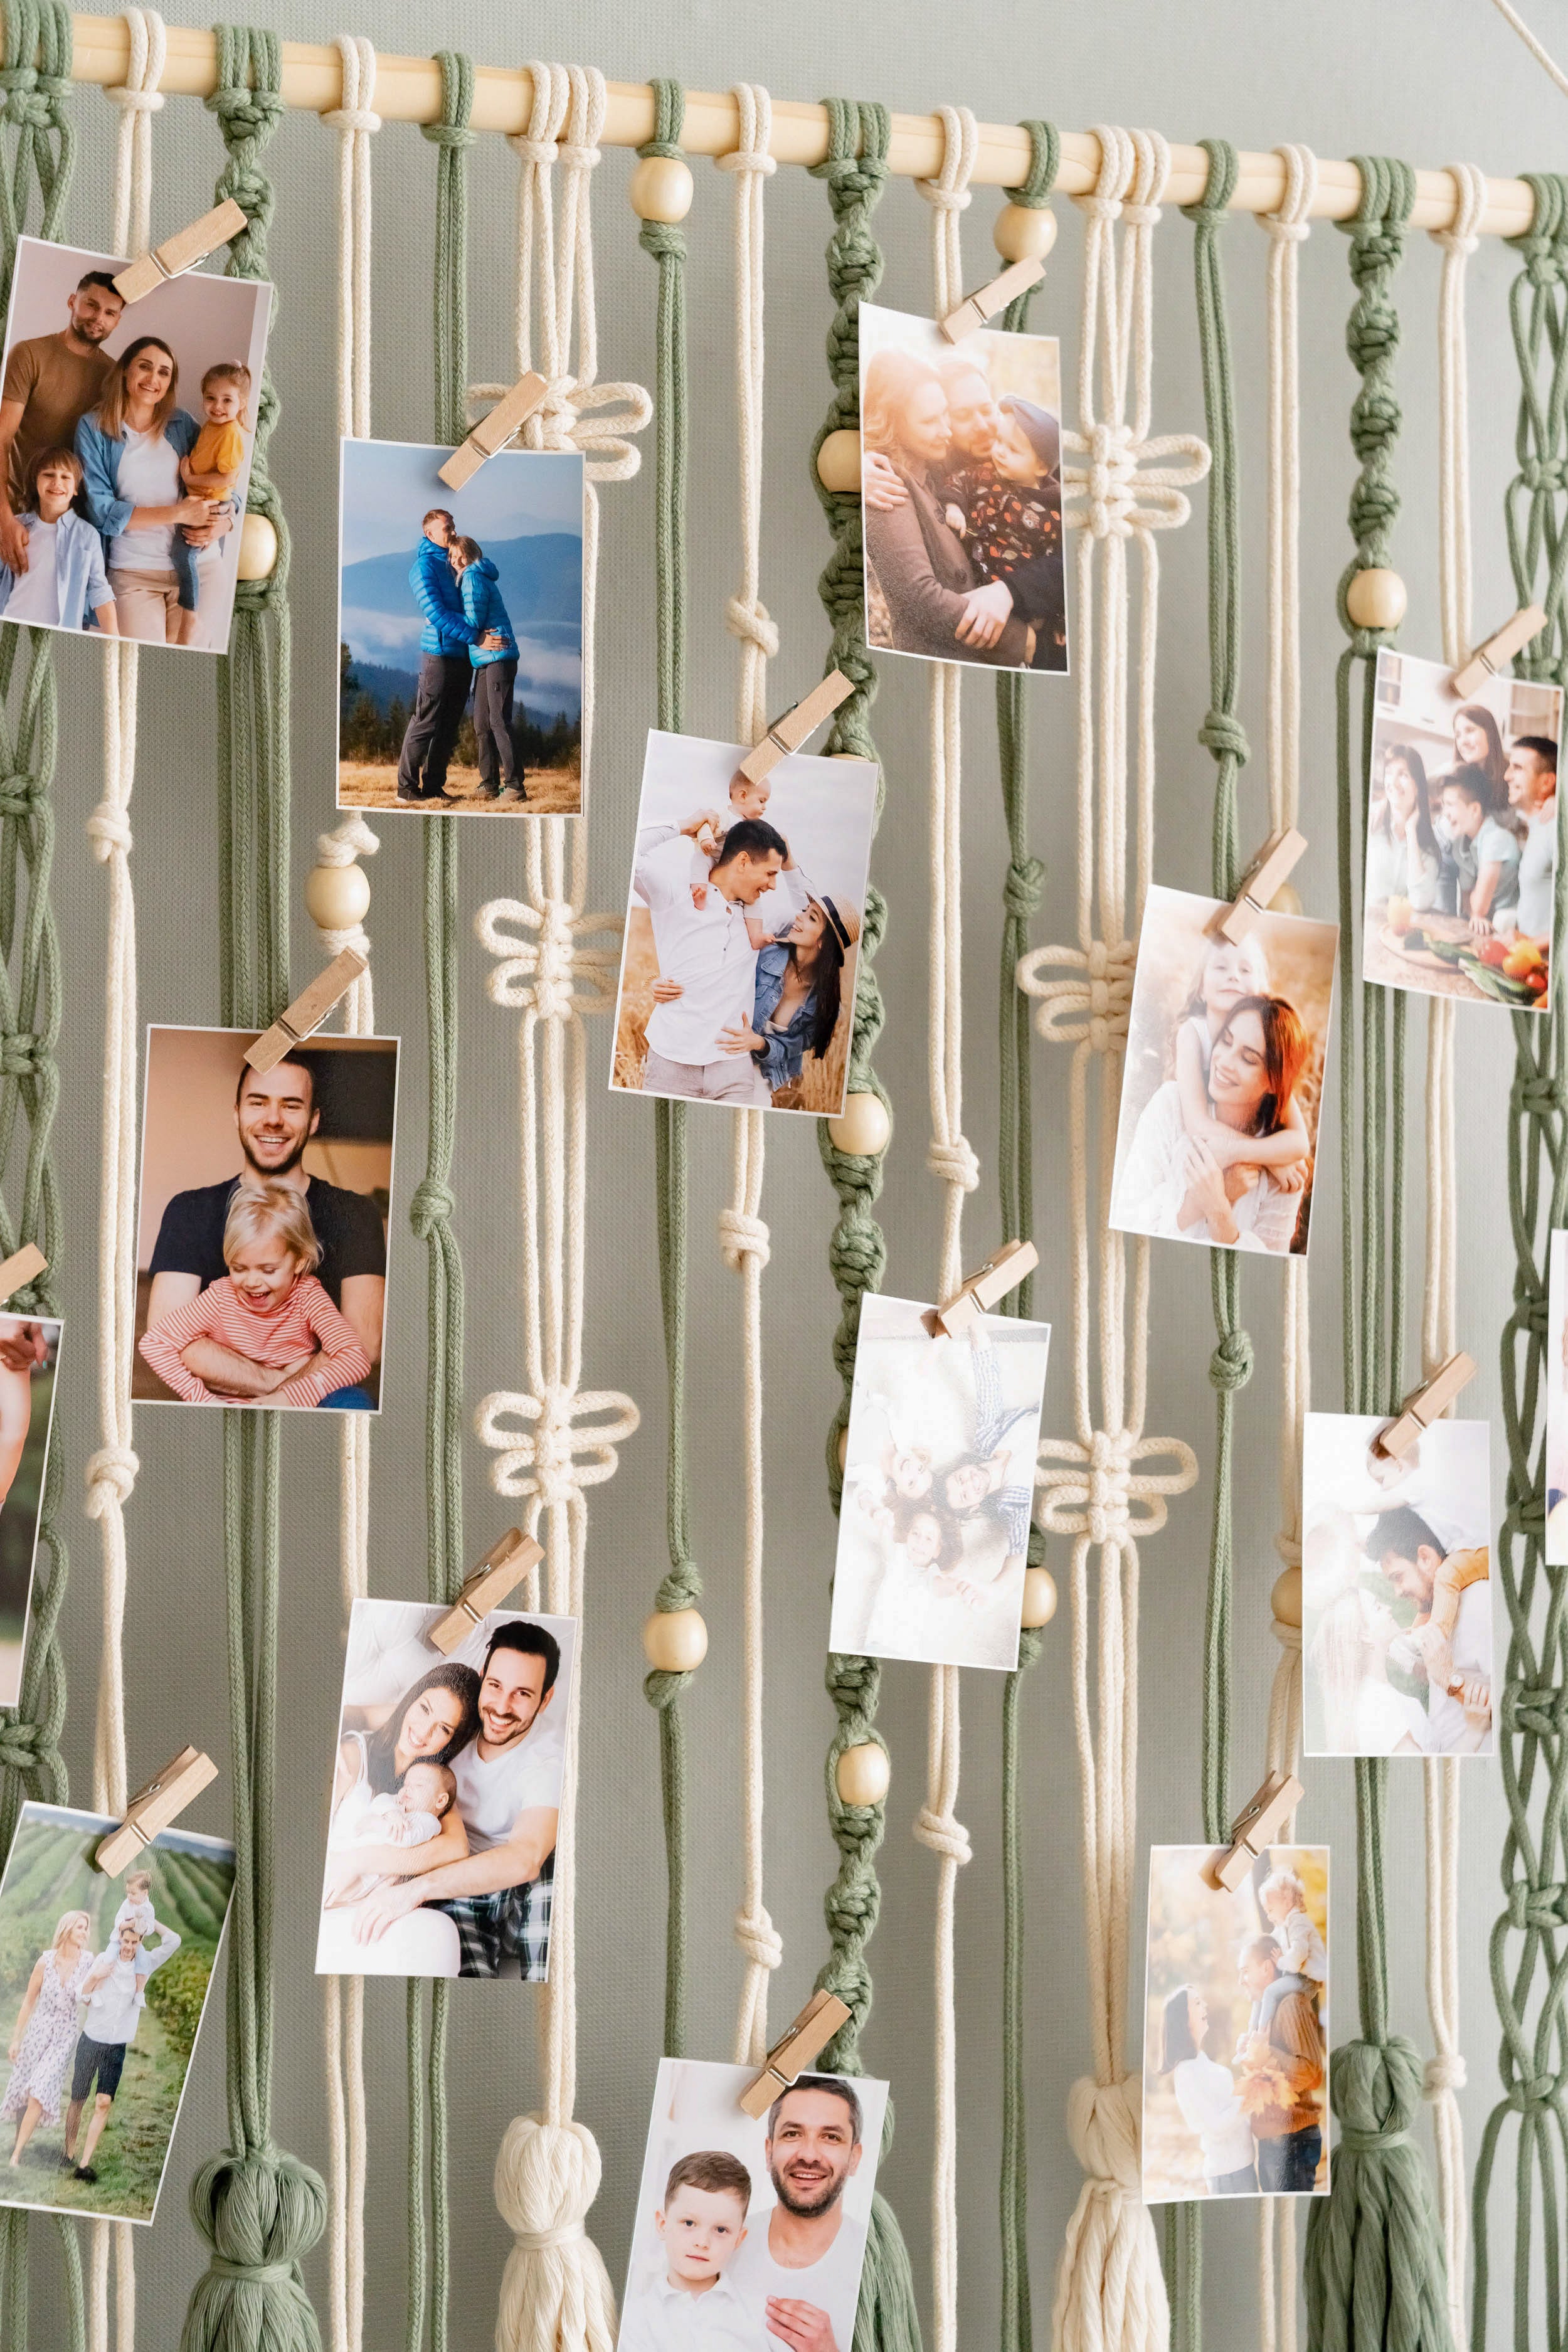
[304,862,371,933]
[827,1091,891,1158]
[1345,567,1407,632]
[1268,882,1303,918]
[629,155,694,223]
[643,1607,707,1673]
[836,1742,891,1808]
[993,203,1058,265]
[1020,1566,1057,1628]
[816,428,862,495]
[236,512,278,581]
[1271,1567,1302,1629]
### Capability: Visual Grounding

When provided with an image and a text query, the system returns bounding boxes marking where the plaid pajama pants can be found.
[433,1853,553,1979]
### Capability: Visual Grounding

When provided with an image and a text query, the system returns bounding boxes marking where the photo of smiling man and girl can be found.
[829,1292,1051,1673]
[857,300,1067,675]
[1362,647,1561,1012]
[620,2056,886,2352]
[0,236,271,652]
[1110,883,1339,1258]
[610,729,877,1118]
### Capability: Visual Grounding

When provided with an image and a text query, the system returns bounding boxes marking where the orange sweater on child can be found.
[139,1274,370,1407]
[1420,1545,1489,1646]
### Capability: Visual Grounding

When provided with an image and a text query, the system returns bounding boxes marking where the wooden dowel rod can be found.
[45,14,1541,235]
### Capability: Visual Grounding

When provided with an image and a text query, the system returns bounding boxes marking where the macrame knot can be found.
[926,1134,980,1194]
[509,132,559,167]
[493,2114,616,2351]
[409,1178,457,1239]
[1508,2070,1562,2113]
[1422,2052,1467,2097]
[0,1032,40,1080]
[1522,452,1568,495]
[210,87,285,144]
[1197,707,1251,768]
[918,181,972,215]
[0,771,40,817]
[1121,199,1163,230]
[717,144,776,177]
[725,593,780,658]
[0,68,49,131]
[734,1904,783,1971]
[1328,2033,1422,2156]
[1003,856,1044,922]
[474,894,622,1020]
[477,1386,641,1510]
[1083,1429,1133,1546]
[183,2146,327,2346]
[718,1206,771,1273]
[1268,216,1311,245]
[913,1803,973,1867]
[421,113,476,152]
[1512,1070,1568,1118]
[216,166,275,233]
[110,82,164,115]
[87,799,132,859]
[0,1715,45,1772]
[1209,1328,1255,1392]
[1507,1876,1568,1931]
[324,103,381,135]
[84,1445,140,1517]
[639,219,686,263]
[1081,420,1138,537]
[1272,1616,1302,1653]
[1065,2072,1145,2193]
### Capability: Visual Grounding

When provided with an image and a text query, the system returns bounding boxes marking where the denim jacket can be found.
[410,533,479,657]
[0,507,112,631]
[751,939,822,1091]
[75,410,201,546]
[459,559,517,665]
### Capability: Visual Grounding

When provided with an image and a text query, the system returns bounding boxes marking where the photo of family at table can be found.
[857,300,1067,674]
[0,237,270,653]
[1362,647,1560,1012]
[315,1598,576,1981]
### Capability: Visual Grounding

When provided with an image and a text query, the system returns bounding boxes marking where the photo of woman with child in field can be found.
[857,300,1067,674]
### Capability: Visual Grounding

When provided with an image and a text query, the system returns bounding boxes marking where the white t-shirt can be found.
[728,2209,867,2351]
[450,1732,560,1853]
[1273,1909,1328,1984]
[109,425,181,573]
[1170,2051,1255,2181]
[618,2264,761,2352]
[1348,1677,1431,1755]
[1424,1581,1493,1754]
[1513,798,1557,941]
[635,830,806,1066]
[4,516,58,621]
[113,1894,156,1941]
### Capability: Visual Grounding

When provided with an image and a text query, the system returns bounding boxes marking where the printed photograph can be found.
[1362,647,1560,1012]
[611,729,877,1117]
[0,235,272,653]
[0,1801,235,2225]
[620,2056,887,2352]
[829,1293,1051,1672]
[315,1597,576,1981]
[337,437,584,817]
[1142,1843,1329,2205]
[858,300,1067,676]
[1302,1411,1494,1757]
[134,1027,398,1414]
[0,1313,61,1710]
[1549,1231,1568,1567]
[1109,883,1339,1259]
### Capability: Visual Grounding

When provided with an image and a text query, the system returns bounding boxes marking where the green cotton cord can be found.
[631,78,701,2063]
[807,97,921,2352]
[1302,156,1453,2352]
[1471,171,1568,2352]
[0,11,76,2350]
[993,115,1056,2352]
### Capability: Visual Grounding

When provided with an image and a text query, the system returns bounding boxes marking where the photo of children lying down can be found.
[858,299,1067,675]
[830,1293,1051,1672]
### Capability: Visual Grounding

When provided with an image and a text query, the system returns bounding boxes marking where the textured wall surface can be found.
[24,3,1562,2342]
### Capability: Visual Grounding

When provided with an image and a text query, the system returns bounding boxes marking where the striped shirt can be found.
[139,1273,371,1408]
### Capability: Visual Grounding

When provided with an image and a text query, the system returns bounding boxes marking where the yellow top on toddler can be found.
[189,418,245,492]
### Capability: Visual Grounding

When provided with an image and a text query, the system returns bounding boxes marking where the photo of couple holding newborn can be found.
[315,1599,575,1981]
[858,302,1067,674]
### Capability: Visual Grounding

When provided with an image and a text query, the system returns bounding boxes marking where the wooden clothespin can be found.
[0,1242,46,1304]
[933,1237,1039,1337]
[113,198,248,303]
[438,373,549,490]
[245,949,368,1076]
[1216,828,1308,943]
[1202,1769,1305,1893]
[739,1989,853,2119]
[736,672,855,787]
[1452,605,1548,699]
[939,256,1047,342]
[428,1528,544,1656]
[95,1745,218,1877]
[1372,1350,1477,1460]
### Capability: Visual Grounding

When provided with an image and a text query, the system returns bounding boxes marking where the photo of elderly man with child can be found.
[1362,647,1560,1012]
[1143,1843,1330,2205]
[620,2056,886,2352]
[857,300,1067,674]
[829,1293,1051,1673]
[1302,1411,1495,1758]
[0,236,270,651]
[1110,884,1338,1258]
[0,1801,235,2224]
[315,1598,576,1982]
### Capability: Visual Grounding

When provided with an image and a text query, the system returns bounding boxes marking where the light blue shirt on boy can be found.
[0,507,112,630]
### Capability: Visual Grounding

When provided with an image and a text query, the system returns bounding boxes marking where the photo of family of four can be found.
[612,731,876,1116]
[0,1311,60,1710]
[0,1803,235,2224]
[134,1028,396,1413]
[1142,1844,1330,2205]
[830,1293,1051,1673]
[337,438,585,817]
[1363,648,1561,1012]
[1302,1411,1495,1757]
[621,2057,886,2352]
[315,1598,575,1981]
[857,301,1067,674]
[0,238,269,652]
[1110,884,1339,1258]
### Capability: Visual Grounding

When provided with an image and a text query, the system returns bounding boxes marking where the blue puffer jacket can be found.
[410,532,478,657]
[458,558,517,667]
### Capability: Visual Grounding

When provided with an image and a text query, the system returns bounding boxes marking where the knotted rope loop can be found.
[1197,707,1251,766]
[83,1444,140,1517]
[1209,1327,1254,1391]
[475,1385,640,1510]
[725,591,778,657]
[1036,1430,1198,1543]
[913,1803,973,1867]
[1003,855,1044,921]
[474,895,622,1021]
[408,1177,457,1240]
[0,1713,45,1771]
[733,1905,783,1971]
[926,1134,980,1194]
[1017,936,1136,1050]
[86,797,132,857]
[718,1205,771,1272]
